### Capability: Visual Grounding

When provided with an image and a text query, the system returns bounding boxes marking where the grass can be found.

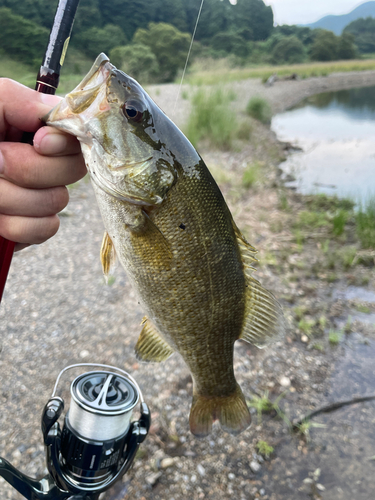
[186,58,375,86]
[246,96,272,123]
[248,391,289,425]
[256,440,274,457]
[355,196,375,249]
[328,329,342,345]
[242,161,263,188]
[184,87,239,149]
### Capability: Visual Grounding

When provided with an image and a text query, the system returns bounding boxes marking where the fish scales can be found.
[45,53,285,437]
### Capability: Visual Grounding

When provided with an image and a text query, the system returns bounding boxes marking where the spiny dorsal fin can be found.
[100,231,116,278]
[231,218,286,347]
[135,317,174,362]
[231,219,258,270]
[240,271,286,347]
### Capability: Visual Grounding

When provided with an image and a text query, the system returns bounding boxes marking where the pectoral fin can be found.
[100,231,116,277]
[135,317,174,362]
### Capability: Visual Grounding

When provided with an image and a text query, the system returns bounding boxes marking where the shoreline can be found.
[148,70,375,128]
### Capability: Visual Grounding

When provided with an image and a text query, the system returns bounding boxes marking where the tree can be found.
[338,32,356,60]
[211,31,249,58]
[133,23,190,82]
[233,0,274,41]
[271,36,305,64]
[0,7,49,65]
[98,0,158,41]
[109,44,159,83]
[344,17,375,54]
[75,24,127,59]
[310,30,338,61]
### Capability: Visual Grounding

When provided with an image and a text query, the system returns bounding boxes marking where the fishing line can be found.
[174,0,205,112]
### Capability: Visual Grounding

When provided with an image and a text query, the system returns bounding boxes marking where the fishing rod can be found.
[0,0,80,304]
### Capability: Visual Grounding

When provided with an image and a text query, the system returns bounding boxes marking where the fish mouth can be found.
[43,53,113,134]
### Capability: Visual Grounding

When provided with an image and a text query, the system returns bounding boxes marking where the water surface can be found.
[272,86,375,203]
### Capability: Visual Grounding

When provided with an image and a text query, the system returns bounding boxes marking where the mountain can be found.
[301,1,375,35]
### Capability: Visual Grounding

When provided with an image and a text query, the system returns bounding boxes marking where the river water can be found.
[272,85,375,203]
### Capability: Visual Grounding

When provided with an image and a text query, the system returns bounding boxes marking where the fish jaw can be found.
[44,53,113,144]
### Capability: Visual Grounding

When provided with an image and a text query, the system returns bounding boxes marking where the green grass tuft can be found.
[355,196,375,249]
[185,88,239,150]
[246,96,272,123]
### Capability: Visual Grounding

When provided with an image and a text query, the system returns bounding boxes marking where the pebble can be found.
[301,335,309,343]
[160,457,175,469]
[250,460,261,473]
[259,488,266,496]
[145,472,162,486]
[279,376,291,387]
[197,464,206,476]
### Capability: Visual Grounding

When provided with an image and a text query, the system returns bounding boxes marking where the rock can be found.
[301,335,309,343]
[250,461,261,473]
[145,472,162,486]
[197,464,206,476]
[160,457,175,469]
[279,376,291,387]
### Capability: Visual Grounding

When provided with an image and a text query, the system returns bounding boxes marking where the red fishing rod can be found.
[0,0,80,304]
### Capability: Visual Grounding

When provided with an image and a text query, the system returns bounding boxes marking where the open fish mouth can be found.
[43,53,113,136]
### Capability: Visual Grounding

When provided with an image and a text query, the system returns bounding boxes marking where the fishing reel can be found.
[0,363,151,500]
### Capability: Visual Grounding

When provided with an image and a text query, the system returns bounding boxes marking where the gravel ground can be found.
[1,72,375,500]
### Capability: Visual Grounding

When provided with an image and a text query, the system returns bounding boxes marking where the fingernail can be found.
[39,132,68,155]
[0,150,4,174]
[40,93,61,107]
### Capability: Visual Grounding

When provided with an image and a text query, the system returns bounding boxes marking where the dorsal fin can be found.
[231,219,286,347]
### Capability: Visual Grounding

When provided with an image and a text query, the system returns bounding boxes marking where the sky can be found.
[263,0,368,25]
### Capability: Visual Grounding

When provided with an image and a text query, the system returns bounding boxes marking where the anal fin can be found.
[100,231,116,277]
[135,317,174,363]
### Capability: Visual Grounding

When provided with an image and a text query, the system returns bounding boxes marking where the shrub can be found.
[246,96,272,123]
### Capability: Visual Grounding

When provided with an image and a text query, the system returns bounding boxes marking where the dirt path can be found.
[0,72,374,500]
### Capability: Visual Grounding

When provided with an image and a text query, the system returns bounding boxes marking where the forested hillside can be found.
[0,0,370,84]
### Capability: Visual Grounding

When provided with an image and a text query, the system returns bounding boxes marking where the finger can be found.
[0,214,60,245]
[0,142,87,188]
[15,243,31,252]
[34,127,82,156]
[0,178,68,216]
[0,79,60,138]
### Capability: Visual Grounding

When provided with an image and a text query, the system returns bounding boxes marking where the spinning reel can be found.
[0,363,151,499]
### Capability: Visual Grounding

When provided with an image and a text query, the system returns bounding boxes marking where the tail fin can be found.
[189,384,251,437]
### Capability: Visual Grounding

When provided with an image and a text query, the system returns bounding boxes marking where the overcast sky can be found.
[263,0,367,25]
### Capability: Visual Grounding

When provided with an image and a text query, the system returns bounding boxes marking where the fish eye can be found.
[122,101,144,123]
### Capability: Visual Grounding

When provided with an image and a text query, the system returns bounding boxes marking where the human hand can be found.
[0,78,86,251]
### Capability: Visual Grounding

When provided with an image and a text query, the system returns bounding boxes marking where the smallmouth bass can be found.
[45,54,285,437]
